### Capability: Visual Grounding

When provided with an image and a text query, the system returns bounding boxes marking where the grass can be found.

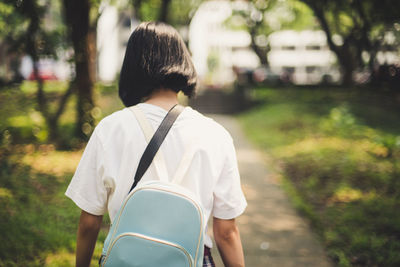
[0,145,111,266]
[0,80,188,266]
[239,86,400,267]
[0,81,121,266]
[2,81,400,266]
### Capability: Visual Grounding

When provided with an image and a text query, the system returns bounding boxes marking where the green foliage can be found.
[136,0,161,22]
[168,0,202,27]
[240,87,400,266]
[0,1,24,39]
[0,82,70,145]
[0,81,124,148]
[0,145,112,266]
[225,0,315,39]
[1,0,67,58]
[283,0,315,31]
[0,150,79,265]
[0,82,122,266]
[299,0,400,80]
[134,0,201,27]
[223,0,314,65]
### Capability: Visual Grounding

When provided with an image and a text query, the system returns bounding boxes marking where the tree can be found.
[299,0,400,85]
[132,0,144,21]
[0,2,23,84]
[226,0,315,66]
[131,0,202,27]
[229,0,277,66]
[1,0,73,143]
[63,0,101,139]
[159,0,172,22]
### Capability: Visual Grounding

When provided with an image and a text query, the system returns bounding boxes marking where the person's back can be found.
[65,21,247,267]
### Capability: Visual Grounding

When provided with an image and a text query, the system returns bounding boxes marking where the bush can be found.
[240,87,400,266]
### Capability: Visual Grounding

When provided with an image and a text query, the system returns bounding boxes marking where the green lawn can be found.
[239,87,400,267]
[1,82,400,266]
[0,81,121,266]
[0,80,189,266]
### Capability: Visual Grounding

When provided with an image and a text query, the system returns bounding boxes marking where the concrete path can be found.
[208,115,333,267]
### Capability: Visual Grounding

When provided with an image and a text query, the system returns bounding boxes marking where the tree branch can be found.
[52,81,75,123]
[306,1,339,56]
[132,0,143,21]
[159,0,172,23]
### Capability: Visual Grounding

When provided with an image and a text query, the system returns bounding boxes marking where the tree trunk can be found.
[24,0,46,115]
[132,0,143,21]
[159,0,172,23]
[305,2,355,86]
[249,28,269,66]
[8,0,74,145]
[76,28,96,138]
[63,0,96,139]
[337,43,356,86]
[24,0,59,142]
[340,59,355,86]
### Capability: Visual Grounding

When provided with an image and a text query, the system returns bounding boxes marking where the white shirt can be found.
[65,103,247,248]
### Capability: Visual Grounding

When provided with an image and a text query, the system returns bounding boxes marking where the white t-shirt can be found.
[65,103,247,248]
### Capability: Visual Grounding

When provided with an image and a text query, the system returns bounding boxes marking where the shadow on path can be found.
[208,115,333,267]
[189,88,254,114]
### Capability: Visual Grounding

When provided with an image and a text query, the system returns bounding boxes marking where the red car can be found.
[28,60,58,80]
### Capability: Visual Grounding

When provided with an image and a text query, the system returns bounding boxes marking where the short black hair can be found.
[119,21,197,107]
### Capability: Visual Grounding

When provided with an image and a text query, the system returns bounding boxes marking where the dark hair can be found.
[119,21,197,107]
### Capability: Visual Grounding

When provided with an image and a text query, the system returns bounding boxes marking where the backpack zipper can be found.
[102,232,193,267]
[107,185,204,267]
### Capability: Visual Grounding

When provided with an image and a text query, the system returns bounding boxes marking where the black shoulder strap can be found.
[129,104,184,193]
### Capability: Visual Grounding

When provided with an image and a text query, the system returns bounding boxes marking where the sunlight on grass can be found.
[239,87,400,266]
[45,249,75,267]
[20,81,70,94]
[44,241,103,267]
[0,187,13,199]
[8,115,34,128]
[328,186,368,204]
[21,147,82,178]
[0,83,119,266]
[2,82,400,266]
[275,137,389,159]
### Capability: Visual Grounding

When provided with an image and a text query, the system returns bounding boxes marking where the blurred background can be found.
[0,0,399,266]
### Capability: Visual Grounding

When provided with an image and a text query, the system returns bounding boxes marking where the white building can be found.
[189,0,259,87]
[189,1,343,86]
[268,30,341,84]
[97,5,138,83]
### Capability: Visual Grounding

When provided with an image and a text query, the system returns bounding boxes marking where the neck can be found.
[144,88,179,111]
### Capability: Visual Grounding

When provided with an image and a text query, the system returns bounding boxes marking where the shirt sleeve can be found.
[65,128,108,216]
[212,138,247,219]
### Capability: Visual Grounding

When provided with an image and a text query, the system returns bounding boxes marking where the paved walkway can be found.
[208,115,333,267]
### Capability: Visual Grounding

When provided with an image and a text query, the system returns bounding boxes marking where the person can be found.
[65,21,247,267]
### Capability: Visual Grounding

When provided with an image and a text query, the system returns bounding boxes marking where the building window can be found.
[306,66,319,73]
[306,45,321,50]
[281,45,296,50]
[283,66,295,74]
[122,16,131,28]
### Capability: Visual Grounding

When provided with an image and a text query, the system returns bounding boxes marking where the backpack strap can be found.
[129,104,184,193]
[171,146,198,185]
[130,105,156,141]
[130,105,169,183]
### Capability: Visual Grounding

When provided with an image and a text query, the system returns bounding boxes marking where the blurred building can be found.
[97,5,138,83]
[14,3,135,83]
[189,1,342,86]
[374,31,400,65]
[189,0,259,88]
[268,30,341,85]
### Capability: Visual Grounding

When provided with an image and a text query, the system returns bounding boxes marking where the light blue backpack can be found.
[100,105,205,267]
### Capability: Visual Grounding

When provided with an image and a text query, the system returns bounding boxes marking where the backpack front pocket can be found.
[102,233,193,267]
